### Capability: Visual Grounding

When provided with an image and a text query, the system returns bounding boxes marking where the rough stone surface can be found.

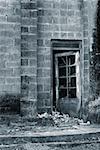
[0,0,99,117]
[20,0,37,117]
[37,0,83,112]
[0,0,21,94]
[0,0,21,113]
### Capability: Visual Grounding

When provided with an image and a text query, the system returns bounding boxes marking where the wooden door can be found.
[55,52,80,111]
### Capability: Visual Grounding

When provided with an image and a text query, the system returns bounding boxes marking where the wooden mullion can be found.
[68,87,76,89]
[59,76,66,78]
[68,75,76,78]
[55,56,59,108]
[66,56,68,97]
[59,66,66,68]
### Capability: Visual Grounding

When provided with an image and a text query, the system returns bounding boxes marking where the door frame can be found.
[51,40,82,112]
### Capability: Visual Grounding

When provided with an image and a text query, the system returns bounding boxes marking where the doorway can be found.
[52,40,82,115]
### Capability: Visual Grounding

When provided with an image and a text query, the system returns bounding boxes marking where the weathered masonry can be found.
[0,0,99,118]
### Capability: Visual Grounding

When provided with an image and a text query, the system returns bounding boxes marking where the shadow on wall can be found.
[0,94,21,114]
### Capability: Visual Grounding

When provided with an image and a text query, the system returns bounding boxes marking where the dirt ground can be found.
[20,142,100,150]
[0,112,90,135]
[0,142,100,150]
[0,112,99,150]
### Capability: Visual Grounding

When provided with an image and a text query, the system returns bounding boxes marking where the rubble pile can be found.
[0,111,91,136]
[37,111,90,127]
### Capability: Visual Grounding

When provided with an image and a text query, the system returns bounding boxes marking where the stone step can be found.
[0,131,100,145]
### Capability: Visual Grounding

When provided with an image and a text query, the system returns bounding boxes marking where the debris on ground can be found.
[0,111,91,136]
[37,111,90,127]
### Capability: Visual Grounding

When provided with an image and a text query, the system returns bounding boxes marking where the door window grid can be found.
[56,54,77,99]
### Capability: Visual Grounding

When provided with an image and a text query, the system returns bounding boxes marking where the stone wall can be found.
[0,0,99,117]
[87,0,98,97]
[37,0,84,113]
[20,0,37,117]
[0,0,21,94]
[0,0,38,116]
[0,0,21,113]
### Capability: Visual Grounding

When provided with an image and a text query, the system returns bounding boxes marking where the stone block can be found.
[37,9,45,16]
[15,38,21,46]
[37,84,43,92]
[84,39,88,45]
[6,78,20,84]
[37,93,50,100]
[29,76,37,83]
[21,9,30,17]
[44,99,51,107]
[21,34,36,43]
[37,39,44,46]
[21,43,28,50]
[21,67,37,75]
[28,92,37,99]
[29,59,37,66]
[21,18,37,26]
[44,84,50,92]
[84,61,89,69]
[84,54,89,60]
[21,26,28,33]
[21,2,37,9]
[61,2,67,9]
[29,84,37,91]
[21,51,36,58]
[21,59,28,66]
[30,10,37,18]
[20,100,37,117]
[37,69,43,77]
[7,16,20,23]
[29,27,37,34]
